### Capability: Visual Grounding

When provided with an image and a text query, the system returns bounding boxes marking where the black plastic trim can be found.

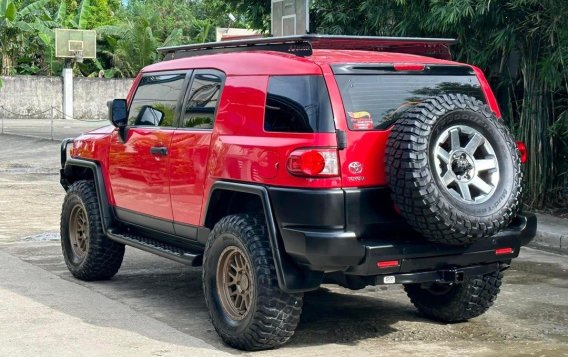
[204,181,323,293]
[107,227,201,266]
[115,207,175,235]
[173,222,198,240]
[158,34,456,60]
[62,157,114,231]
[268,187,345,230]
[281,213,536,275]
[60,138,74,170]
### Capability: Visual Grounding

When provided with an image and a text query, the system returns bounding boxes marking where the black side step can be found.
[106,228,202,266]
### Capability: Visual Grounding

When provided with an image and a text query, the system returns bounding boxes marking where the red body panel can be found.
[73,48,501,225]
[108,128,174,220]
[169,130,212,226]
[72,130,115,205]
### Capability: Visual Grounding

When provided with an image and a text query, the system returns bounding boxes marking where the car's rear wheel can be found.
[386,94,522,245]
[60,180,124,280]
[203,214,303,351]
[404,270,503,322]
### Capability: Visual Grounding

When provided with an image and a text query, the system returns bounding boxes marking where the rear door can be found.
[169,69,225,237]
[108,71,189,233]
[330,64,486,188]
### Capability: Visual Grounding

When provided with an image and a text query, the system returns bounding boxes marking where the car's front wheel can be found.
[60,180,124,280]
[203,214,303,350]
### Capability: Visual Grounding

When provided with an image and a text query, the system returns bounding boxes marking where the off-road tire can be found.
[60,180,124,280]
[203,214,303,351]
[404,270,503,322]
[386,94,522,245]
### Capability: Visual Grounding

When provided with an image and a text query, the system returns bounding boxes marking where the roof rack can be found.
[157,35,457,61]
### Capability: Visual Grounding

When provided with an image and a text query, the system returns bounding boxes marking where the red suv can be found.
[59,35,536,350]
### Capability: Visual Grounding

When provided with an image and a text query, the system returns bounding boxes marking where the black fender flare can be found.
[203,181,323,293]
[61,156,114,231]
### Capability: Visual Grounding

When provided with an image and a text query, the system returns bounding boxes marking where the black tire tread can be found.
[61,180,124,281]
[404,270,503,322]
[386,94,522,245]
[203,214,303,350]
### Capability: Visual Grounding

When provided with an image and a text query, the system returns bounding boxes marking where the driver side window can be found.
[128,73,186,127]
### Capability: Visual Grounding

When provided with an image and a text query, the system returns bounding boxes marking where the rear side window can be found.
[128,73,186,127]
[335,74,485,130]
[264,76,335,133]
[181,69,225,129]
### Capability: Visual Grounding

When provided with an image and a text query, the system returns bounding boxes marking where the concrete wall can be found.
[74,77,134,119]
[0,75,134,119]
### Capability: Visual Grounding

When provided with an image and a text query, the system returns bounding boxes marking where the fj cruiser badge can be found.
[348,161,363,174]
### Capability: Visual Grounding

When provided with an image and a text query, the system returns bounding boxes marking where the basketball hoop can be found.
[55,29,96,61]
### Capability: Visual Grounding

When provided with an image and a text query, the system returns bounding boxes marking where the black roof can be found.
[157,34,457,61]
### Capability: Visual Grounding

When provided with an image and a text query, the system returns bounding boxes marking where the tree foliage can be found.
[1,0,566,208]
[314,0,568,208]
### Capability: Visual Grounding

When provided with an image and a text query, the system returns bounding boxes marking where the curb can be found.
[528,214,567,253]
[528,233,566,253]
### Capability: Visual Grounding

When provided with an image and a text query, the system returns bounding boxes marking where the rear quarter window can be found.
[264,76,335,133]
[335,74,485,130]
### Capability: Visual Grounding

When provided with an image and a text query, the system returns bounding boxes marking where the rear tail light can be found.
[287,148,339,177]
[394,63,425,71]
[516,141,527,164]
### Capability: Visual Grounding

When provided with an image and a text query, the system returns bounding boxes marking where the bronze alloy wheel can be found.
[69,203,89,260]
[216,245,254,320]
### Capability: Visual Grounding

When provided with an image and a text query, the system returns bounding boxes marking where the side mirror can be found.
[108,99,128,128]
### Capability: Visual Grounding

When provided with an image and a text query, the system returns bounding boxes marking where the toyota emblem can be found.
[348,161,363,174]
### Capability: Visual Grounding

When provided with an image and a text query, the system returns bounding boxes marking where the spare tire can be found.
[386,94,521,245]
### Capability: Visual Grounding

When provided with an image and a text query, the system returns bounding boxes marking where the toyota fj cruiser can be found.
[59,35,536,350]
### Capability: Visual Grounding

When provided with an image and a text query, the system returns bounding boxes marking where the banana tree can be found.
[0,0,52,75]
[1,0,18,75]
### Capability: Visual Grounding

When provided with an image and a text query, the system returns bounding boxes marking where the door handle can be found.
[150,146,168,156]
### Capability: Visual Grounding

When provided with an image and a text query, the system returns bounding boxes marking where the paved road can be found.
[0,134,567,356]
[1,118,106,141]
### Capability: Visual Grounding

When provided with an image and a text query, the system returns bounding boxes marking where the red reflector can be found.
[516,141,527,164]
[377,260,399,268]
[495,247,513,255]
[394,63,425,71]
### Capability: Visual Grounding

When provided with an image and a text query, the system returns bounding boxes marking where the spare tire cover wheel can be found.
[386,94,521,246]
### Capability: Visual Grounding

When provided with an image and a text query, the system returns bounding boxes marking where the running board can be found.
[106,228,202,266]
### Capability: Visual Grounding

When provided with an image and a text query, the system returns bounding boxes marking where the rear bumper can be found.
[268,187,537,276]
[282,213,536,274]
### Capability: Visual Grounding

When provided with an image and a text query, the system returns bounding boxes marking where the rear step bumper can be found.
[280,213,537,275]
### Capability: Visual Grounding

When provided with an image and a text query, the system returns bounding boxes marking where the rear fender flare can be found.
[203,181,323,293]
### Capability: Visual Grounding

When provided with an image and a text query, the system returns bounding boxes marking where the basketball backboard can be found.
[271,0,309,37]
[55,29,97,62]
